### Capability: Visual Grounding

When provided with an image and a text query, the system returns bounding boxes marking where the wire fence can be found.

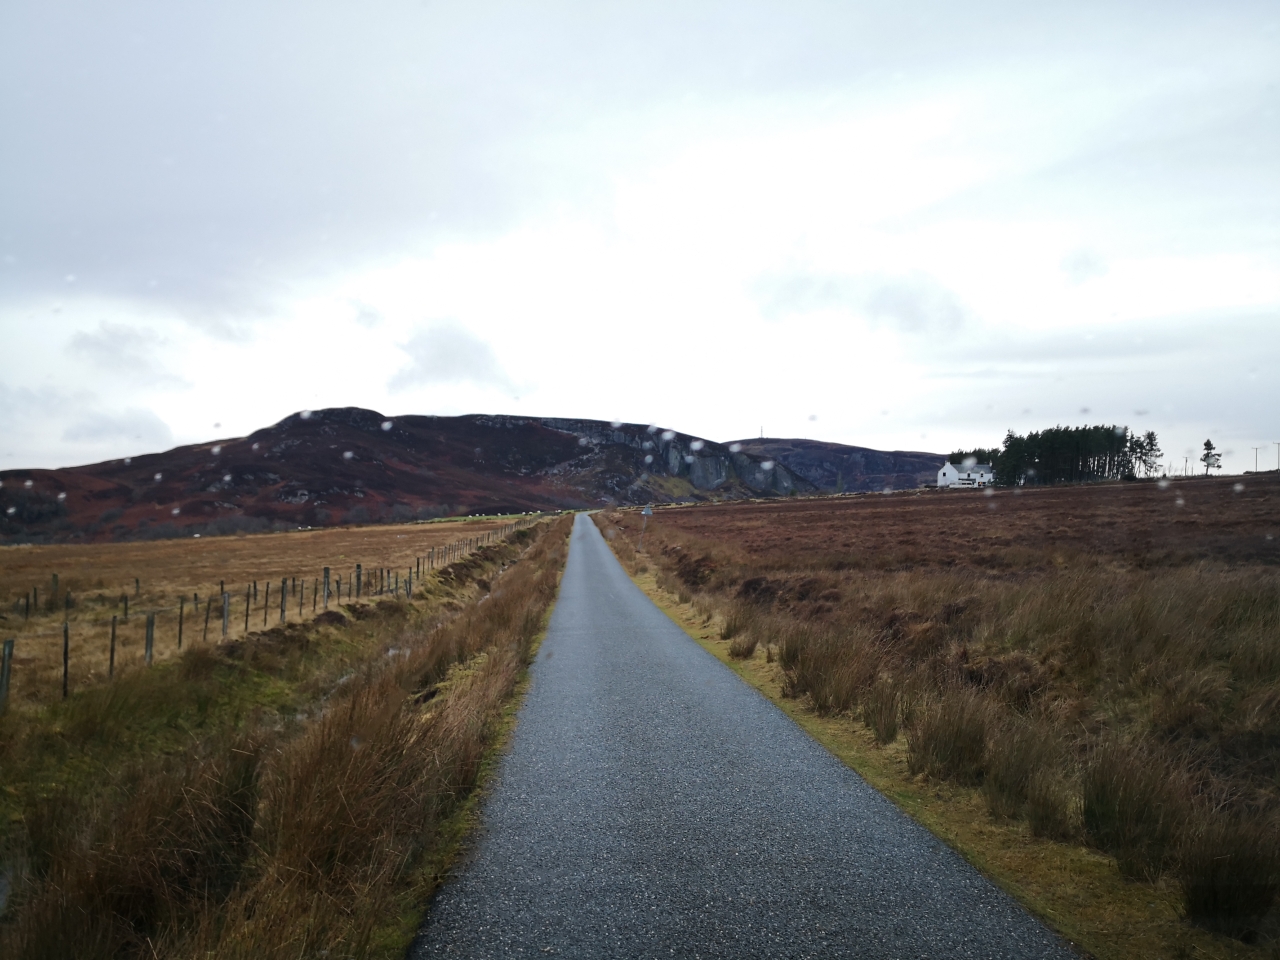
[0,518,536,710]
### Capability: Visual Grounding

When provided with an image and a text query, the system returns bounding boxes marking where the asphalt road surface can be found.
[411,513,1074,959]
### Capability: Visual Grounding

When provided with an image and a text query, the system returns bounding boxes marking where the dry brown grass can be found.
[0,516,527,702]
[597,478,1280,950]
[0,517,569,959]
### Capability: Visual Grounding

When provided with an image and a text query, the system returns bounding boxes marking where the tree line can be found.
[951,426,1166,486]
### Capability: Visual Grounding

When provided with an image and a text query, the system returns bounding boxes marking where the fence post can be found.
[110,615,118,677]
[178,597,185,650]
[145,612,155,665]
[244,585,251,633]
[0,638,13,713]
[203,598,212,643]
[135,577,140,596]
[356,563,362,598]
[222,593,230,637]
[313,580,318,612]
[280,578,287,623]
[62,622,69,699]
[323,568,330,610]
[264,581,271,627]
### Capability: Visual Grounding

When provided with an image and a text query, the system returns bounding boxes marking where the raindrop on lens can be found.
[1158,479,1171,490]
[984,488,994,497]
[690,440,705,451]
[124,457,131,464]
[381,420,393,431]
[661,430,675,441]
[252,443,260,451]
[647,424,659,434]
[154,473,162,481]
[762,460,774,471]
[171,507,180,515]
[300,410,312,419]
[611,420,623,428]
[343,451,354,460]
[5,507,14,515]
[24,479,33,489]
[684,455,695,464]
[644,454,653,464]
[578,437,589,446]
[1233,483,1245,493]
[729,443,742,454]
[57,492,66,501]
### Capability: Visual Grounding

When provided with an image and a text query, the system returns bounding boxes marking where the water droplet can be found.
[57,491,66,501]
[211,444,221,455]
[984,487,994,497]
[252,443,260,451]
[300,410,312,420]
[578,437,589,446]
[343,451,354,460]
[647,424,659,434]
[808,414,817,421]
[987,501,998,510]
[213,422,221,429]
[690,440,705,451]
[1175,497,1186,507]
[5,506,15,515]
[762,460,774,471]
[611,420,623,429]
[24,479,33,488]
[684,455,695,464]
[171,507,180,515]
[729,443,742,454]
[193,533,201,538]
[381,420,393,431]
[1233,483,1245,493]
[124,457,132,464]
[1157,479,1171,490]
[661,430,675,441]
[962,456,977,470]
[644,454,653,464]
[154,472,163,481]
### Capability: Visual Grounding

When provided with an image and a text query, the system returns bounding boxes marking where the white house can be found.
[937,461,994,488]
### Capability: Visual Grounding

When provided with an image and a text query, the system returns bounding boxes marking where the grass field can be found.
[597,474,1280,958]
[0,516,570,958]
[0,515,534,703]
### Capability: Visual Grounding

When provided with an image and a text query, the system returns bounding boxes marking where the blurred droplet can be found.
[343,451,354,460]
[252,443,260,451]
[1158,479,1171,490]
[661,430,675,441]
[647,424,659,434]
[57,492,67,501]
[611,420,623,428]
[578,437,589,446]
[124,457,132,464]
[213,422,221,429]
[762,460,774,471]
[684,455,695,464]
[690,440,705,451]
[1175,497,1186,507]
[223,474,232,482]
[211,444,222,455]
[171,507,180,515]
[987,501,998,510]
[1080,407,1091,415]
[24,479,33,488]
[5,506,15,515]
[194,533,201,538]
[154,473,163,481]
[808,414,817,421]
[644,454,654,464]
[729,443,742,454]
[381,420,393,431]
[962,456,977,470]
[984,488,994,497]
[1233,483,1245,493]
[301,410,312,419]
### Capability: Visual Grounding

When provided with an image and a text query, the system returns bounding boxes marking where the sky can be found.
[1,0,1277,474]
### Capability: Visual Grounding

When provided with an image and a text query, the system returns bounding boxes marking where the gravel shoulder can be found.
[410,513,1076,959]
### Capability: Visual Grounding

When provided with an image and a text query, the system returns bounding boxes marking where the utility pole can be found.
[1275,441,1280,472]
[1252,446,1264,473]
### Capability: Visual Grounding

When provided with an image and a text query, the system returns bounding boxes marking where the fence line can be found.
[0,518,537,711]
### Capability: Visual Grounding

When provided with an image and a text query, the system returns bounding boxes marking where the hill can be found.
[728,438,942,493]
[1,409,831,543]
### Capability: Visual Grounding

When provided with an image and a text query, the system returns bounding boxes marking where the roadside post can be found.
[0,638,13,713]
[638,504,653,552]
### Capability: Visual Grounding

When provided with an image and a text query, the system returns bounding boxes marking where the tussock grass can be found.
[597,491,1280,950]
[0,517,570,960]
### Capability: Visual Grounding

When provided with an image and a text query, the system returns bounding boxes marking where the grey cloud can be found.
[756,271,967,334]
[62,407,174,448]
[865,275,966,335]
[389,325,512,392]
[66,322,187,384]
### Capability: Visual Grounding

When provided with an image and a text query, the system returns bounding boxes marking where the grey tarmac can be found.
[410,513,1075,959]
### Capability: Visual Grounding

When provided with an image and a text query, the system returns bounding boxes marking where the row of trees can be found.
[951,426,1167,486]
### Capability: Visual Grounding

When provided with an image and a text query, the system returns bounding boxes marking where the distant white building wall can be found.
[937,461,993,488]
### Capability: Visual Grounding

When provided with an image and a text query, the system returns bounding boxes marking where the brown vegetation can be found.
[0,517,569,959]
[0,516,520,701]
[597,475,1280,951]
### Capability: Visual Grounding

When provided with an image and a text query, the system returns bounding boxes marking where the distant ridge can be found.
[0,409,943,542]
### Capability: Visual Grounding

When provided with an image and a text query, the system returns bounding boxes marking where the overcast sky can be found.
[2,0,1277,473]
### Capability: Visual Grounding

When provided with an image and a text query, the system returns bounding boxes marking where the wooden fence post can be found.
[356,563,362,598]
[222,593,230,637]
[243,585,251,633]
[0,638,13,713]
[313,580,318,612]
[264,582,271,627]
[110,616,118,677]
[62,622,69,698]
[145,612,155,665]
[135,577,140,596]
[280,578,287,623]
[323,568,330,610]
[178,597,185,650]
[203,598,212,643]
